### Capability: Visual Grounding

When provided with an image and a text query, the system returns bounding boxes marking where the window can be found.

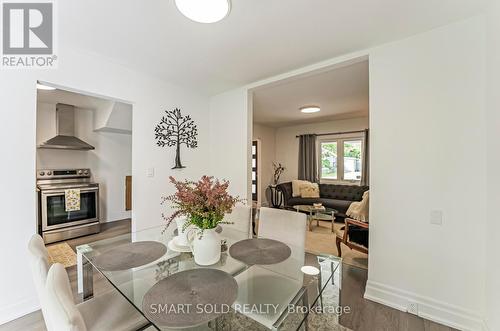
[319,137,363,182]
[343,140,362,180]
[320,141,338,179]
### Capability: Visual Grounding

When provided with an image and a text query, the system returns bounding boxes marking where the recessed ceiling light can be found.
[175,0,231,23]
[300,106,321,113]
[36,83,56,90]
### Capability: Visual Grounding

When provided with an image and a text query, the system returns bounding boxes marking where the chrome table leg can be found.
[82,256,94,301]
[317,270,324,312]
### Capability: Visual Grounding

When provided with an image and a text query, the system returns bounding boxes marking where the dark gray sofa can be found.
[276,182,369,220]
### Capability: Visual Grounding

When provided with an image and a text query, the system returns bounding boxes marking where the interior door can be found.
[252,140,258,202]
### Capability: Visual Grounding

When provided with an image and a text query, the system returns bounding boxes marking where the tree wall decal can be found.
[154,108,198,169]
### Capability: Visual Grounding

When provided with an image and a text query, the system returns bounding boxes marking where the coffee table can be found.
[293,205,337,232]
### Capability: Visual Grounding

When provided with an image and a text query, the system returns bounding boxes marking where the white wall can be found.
[36,102,132,222]
[93,101,133,134]
[274,117,369,183]
[0,46,209,324]
[252,124,276,205]
[209,88,251,200]
[366,17,486,330]
[485,2,500,330]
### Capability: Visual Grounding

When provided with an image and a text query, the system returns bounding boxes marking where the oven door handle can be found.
[41,187,99,196]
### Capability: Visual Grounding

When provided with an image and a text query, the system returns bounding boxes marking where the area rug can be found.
[47,242,77,268]
[305,221,368,270]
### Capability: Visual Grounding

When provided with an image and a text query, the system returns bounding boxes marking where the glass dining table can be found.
[76,223,341,331]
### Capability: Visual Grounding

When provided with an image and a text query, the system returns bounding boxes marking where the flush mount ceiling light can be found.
[300,106,321,114]
[175,0,231,23]
[36,83,56,90]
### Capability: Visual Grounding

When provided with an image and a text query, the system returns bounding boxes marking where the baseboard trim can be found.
[364,280,484,331]
[0,296,40,325]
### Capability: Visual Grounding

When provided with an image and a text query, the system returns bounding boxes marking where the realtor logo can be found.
[1,0,57,68]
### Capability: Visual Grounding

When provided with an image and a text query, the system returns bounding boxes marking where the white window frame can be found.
[317,133,365,184]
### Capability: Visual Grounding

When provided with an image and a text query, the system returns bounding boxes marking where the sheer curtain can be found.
[360,129,370,186]
[298,134,318,182]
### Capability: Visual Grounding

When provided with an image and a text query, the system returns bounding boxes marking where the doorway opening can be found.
[35,82,133,248]
[249,56,370,269]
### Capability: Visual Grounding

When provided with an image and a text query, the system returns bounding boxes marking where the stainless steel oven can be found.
[37,169,100,243]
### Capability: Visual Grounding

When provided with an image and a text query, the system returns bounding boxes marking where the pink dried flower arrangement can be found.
[162,176,243,231]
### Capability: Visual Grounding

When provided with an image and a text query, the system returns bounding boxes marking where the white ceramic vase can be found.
[191,228,221,266]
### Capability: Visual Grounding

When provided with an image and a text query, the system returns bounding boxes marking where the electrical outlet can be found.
[407,302,419,315]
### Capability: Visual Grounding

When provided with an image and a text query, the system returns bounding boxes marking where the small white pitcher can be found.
[188,227,221,266]
[175,216,190,247]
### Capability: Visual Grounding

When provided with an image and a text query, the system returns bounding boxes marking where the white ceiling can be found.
[59,0,487,95]
[253,60,369,127]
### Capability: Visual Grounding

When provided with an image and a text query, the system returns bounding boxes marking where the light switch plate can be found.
[147,167,155,177]
[430,210,443,225]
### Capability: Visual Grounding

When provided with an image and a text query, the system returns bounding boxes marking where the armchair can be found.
[335,218,369,257]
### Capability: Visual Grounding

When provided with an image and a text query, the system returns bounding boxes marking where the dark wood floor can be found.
[0,219,455,331]
[64,218,132,251]
[338,265,457,331]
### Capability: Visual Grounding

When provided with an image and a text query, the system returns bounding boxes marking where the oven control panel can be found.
[37,169,90,179]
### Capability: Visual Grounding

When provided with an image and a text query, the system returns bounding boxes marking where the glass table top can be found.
[77,223,341,330]
[293,205,338,224]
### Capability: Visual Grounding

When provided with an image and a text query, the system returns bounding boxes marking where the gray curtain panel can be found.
[298,134,318,182]
[360,129,370,186]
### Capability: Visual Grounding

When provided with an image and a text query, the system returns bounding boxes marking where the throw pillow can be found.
[346,190,369,222]
[300,183,320,198]
[292,180,310,197]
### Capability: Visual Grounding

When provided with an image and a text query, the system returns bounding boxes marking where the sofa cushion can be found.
[319,198,352,214]
[319,184,368,201]
[288,197,322,207]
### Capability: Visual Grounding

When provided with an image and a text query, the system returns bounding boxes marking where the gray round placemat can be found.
[142,269,238,328]
[92,241,167,271]
[229,238,291,265]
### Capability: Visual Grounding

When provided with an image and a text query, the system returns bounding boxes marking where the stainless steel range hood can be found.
[38,103,95,150]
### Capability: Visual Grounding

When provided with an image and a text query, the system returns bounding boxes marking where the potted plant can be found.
[162,176,241,265]
[272,162,285,186]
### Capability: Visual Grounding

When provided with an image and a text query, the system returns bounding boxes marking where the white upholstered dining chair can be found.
[232,208,308,329]
[257,207,307,279]
[28,234,52,329]
[222,205,252,237]
[28,235,150,331]
[257,207,306,249]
